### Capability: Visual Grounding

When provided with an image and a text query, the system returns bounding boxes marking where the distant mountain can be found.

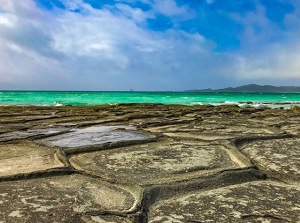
[186,84,300,93]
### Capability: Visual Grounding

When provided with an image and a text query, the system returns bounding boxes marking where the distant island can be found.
[186,84,300,93]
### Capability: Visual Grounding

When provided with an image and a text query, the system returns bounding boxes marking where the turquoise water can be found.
[1,91,300,108]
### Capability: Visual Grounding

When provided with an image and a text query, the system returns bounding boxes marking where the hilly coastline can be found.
[187,84,300,93]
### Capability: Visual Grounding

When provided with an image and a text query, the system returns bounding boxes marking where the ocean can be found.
[1,91,300,108]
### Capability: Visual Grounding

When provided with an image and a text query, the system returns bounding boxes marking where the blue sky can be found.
[1,0,300,90]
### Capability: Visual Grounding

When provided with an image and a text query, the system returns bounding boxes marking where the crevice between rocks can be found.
[233,133,295,149]
[0,129,72,143]
[138,167,267,223]
[64,137,161,156]
[241,213,292,222]
[0,167,77,182]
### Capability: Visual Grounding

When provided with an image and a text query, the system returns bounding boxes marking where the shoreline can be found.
[1,101,300,109]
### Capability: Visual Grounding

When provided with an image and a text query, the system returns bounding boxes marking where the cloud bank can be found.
[0,0,300,90]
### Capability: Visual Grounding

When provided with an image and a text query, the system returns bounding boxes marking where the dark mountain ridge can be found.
[187,84,300,93]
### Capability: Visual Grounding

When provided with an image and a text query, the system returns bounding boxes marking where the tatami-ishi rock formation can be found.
[0,104,299,222]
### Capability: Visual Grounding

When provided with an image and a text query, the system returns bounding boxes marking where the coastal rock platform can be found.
[0,104,299,222]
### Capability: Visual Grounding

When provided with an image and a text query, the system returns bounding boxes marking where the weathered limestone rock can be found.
[148,181,300,223]
[281,123,300,135]
[147,120,283,141]
[73,181,142,215]
[0,114,59,124]
[0,141,67,178]
[0,105,299,222]
[38,125,150,148]
[81,215,134,223]
[0,128,67,142]
[241,138,300,185]
[70,139,251,185]
[290,105,300,113]
[0,174,140,223]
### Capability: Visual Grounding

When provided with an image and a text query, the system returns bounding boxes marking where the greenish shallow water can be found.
[1,91,300,108]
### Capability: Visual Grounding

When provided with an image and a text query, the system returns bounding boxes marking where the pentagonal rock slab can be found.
[0,142,66,178]
[70,139,247,185]
[38,125,150,148]
[241,138,300,185]
[0,174,140,222]
[148,181,300,223]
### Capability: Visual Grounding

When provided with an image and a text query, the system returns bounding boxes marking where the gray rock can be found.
[70,139,251,185]
[0,174,140,223]
[148,181,300,223]
[38,125,150,148]
[0,128,66,142]
[0,105,299,222]
[0,141,67,178]
[241,138,300,185]
[73,180,142,215]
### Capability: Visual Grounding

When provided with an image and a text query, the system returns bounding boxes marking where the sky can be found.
[1,0,300,91]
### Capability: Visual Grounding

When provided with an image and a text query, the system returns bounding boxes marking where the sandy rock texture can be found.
[0,104,299,222]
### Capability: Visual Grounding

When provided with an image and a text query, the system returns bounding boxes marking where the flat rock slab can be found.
[147,121,282,140]
[70,139,244,185]
[0,115,59,123]
[281,123,300,135]
[0,174,139,222]
[0,142,66,178]
[73,182,141,215]
[1,105,300,222]
[38,125,150,148]
[241,138,300,185]
[0,128,67,142]
[148,181,300,223]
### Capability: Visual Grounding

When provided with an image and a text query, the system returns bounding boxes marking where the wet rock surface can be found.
[38,125,151,148]
[0,104,299,222]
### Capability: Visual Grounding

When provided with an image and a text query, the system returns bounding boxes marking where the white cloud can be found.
[153,0,190,17]
[232,39,300,81]
[1,0,300,90]
[0,13,17,27]
[115,3,152,22]
[230,3,276,47]
[0,0,215,90]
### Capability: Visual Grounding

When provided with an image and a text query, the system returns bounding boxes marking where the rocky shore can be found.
[0,104,299,222]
